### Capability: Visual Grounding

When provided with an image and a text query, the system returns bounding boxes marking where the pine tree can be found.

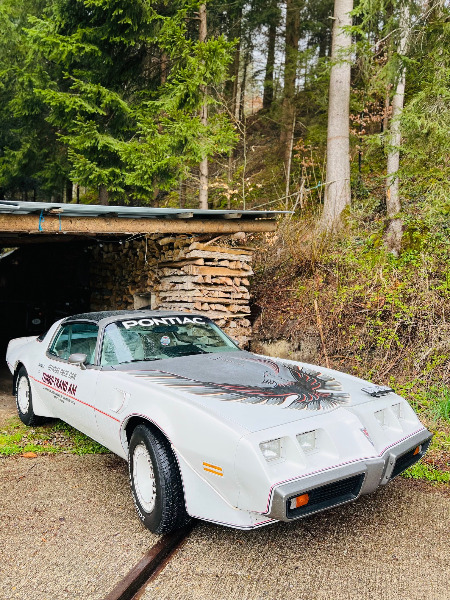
[0,0,66,200]
[199,3,209,209]
[25,0,236,205]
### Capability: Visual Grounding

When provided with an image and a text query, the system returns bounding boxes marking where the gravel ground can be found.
[141,480,450,600]
[0,453,159,600]
[0,366,13,426]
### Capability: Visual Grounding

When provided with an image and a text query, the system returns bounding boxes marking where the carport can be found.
[0,201,280,352]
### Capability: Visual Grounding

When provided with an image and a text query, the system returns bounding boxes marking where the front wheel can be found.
[128,424,189,534]
[15,367,45,426]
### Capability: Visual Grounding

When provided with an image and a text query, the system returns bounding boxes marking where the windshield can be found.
[101,315,239,365]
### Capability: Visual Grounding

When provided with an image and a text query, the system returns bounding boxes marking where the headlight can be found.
[391,402,402,419]
[375,405,404,431]
[374,408,387,428]
[259,438,282,462]
[297,430,317,453]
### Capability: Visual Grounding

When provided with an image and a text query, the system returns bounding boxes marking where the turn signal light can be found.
[289,493,309,510]
[413,445,422,456]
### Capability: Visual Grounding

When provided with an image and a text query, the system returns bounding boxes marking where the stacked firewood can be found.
[156,236,253,346]
[90,239,160,311]
[89,234,254,346]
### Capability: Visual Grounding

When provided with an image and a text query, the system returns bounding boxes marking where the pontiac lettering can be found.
[122,316,205,329]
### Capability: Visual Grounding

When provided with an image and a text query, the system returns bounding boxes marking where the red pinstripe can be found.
[30,375,120,423]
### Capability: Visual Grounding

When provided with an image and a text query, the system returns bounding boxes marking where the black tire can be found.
[15,367,45,426]
[128,424,189,534]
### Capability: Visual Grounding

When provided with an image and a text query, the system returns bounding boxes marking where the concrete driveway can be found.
[1,370,449,600]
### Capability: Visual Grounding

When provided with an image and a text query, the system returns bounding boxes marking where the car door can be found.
[88,322,138,456]
[35,321,101,441]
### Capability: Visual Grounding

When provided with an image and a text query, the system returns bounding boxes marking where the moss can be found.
[0,417,109,456]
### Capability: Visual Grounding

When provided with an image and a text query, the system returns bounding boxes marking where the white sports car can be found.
[6,310,431,533]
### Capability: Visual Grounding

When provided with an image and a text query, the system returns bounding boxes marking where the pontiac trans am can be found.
[6,310,432,533]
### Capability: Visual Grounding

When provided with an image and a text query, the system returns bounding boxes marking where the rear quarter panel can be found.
[6,322,62,418]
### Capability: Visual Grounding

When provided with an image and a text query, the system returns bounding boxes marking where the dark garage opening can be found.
[0,243,91,355]
[0,201,281,357]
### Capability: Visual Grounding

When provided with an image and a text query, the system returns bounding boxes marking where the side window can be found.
[70,323,99,364]
[48,323,99,364]
[48,325,71,360]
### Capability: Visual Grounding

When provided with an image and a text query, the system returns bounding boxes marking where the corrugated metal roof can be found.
[0,200,286,220]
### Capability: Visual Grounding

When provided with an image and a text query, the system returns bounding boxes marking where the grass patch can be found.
[0,416,109,456]
[428,387,450,422]
[402,461,450,483]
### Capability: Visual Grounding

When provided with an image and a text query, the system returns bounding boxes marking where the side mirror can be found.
[68,353,88,369]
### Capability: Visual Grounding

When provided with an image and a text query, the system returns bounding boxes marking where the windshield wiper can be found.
[124,358,160,363]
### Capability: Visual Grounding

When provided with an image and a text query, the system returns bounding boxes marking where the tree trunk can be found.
[263,0,279,111]
[160,51,169,85]
[239,50,250,122]
[280,0,301,145]
[319,0,353,233]
[284,115,295,209]
[179,178,186,208]
[231,40,241,120]
[199,3,208,210]
[65,179,73,204]
[385,2,410,255]
[224,5,243,119]
[99,185,109,205]
[318,31,329,58]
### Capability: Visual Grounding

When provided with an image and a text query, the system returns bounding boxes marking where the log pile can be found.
[90,238,160,311]
[89,234,253,346]
[155,236,253,345]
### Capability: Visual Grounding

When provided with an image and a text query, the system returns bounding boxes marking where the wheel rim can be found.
[133,443,157,513]
[17,377,30,414]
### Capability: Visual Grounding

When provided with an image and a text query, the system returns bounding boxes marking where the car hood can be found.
[112,351,390,432]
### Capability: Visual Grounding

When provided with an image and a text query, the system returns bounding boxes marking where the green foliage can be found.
[21,0,236,201]
[0,417,109,456]
[0,0,236,202]
[0,0,67,199]
[424,387,450,423]
[402,462,449,484]
[399,16,450,202]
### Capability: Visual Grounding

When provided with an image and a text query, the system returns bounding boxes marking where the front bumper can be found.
[266,428,432,522]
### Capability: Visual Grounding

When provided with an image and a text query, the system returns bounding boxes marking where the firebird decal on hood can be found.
[130,364,350,411]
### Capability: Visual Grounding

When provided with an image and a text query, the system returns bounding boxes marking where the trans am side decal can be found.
[130,364,350,411]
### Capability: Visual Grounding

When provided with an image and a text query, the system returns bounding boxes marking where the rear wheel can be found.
[128,424,189,534]
[15,367,45,426]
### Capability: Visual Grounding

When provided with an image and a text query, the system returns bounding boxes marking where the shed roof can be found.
[0,200,283,220]
[0,200,285,246]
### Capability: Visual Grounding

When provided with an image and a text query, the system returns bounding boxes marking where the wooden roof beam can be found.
[0,214,277,235]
